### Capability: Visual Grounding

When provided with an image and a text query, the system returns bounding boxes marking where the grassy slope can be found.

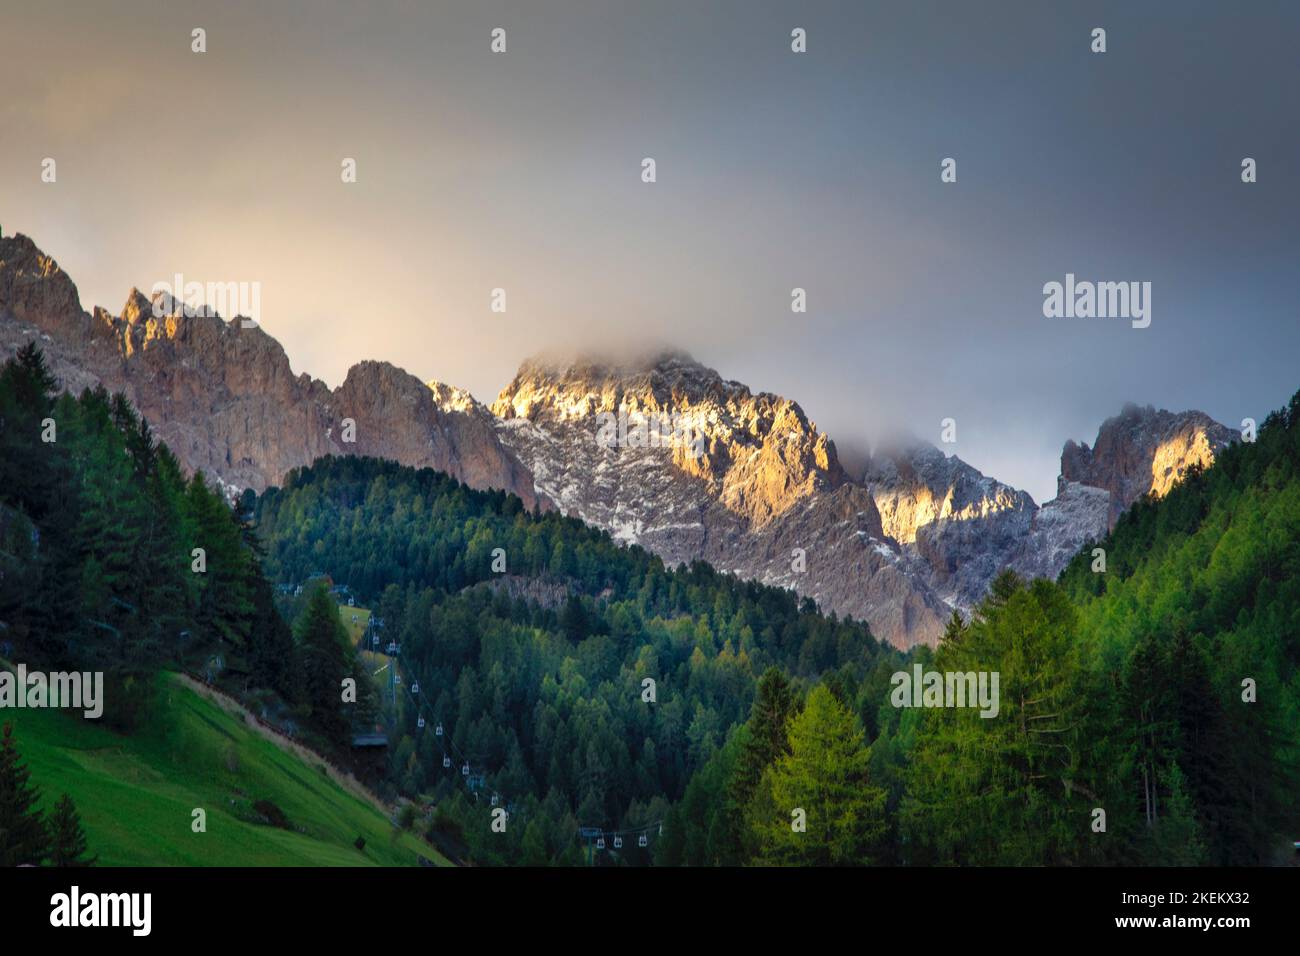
[341,605,372,646]
[4,670,448,867]
[345,605,398,688]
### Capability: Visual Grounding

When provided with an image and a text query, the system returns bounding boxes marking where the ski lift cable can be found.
[393,652,514,805]
[392,662,478,778]
[389,651,648,834]
[576,819,664,841]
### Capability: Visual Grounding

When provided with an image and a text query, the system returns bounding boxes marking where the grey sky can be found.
[2,0,1296,502]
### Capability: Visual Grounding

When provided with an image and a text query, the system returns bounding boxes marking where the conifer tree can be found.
[1148,764,1207,866]
[941,608,967,646]
[295,583,353,747]
[902,577,1098,865]
[752,685,886,865]
[0,723,50,867]
[739,668,795,777]
[48,794,95,867]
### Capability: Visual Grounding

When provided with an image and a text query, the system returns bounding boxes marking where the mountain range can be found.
[0,232,1238,648]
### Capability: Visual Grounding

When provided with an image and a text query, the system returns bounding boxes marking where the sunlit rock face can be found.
[492,352,844,529]
[858,441,1038,609]
[492,352,949,649]
[863,439,1034,545]
[0,233,544,509]
[1061,403,1239,527]
[330,361,544,511]
[849,405,1237,616]
[1009,407,1237,578]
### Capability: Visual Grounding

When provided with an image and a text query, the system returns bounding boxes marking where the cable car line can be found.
[378,647,664,855]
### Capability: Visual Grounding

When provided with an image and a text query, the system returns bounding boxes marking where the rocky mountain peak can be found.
[122,288,153,324]
[1007,404,1237,582]
[860,438,1036,546]
[0,233,543,509]
[426,379,480,415]
[493,350,844,528]
[0,233,85,339]
[495,349,749,421]
[854,438,1040,612]
[1061,403,1238,526]
[488,352,937,645]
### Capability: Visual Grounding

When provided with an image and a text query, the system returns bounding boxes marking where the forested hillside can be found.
[0,345,270,723]
[673,391,1300,866]
[0,346,413,866]
[253,456,901,864]
[1058,390,1300,863]
[0,345,366,752]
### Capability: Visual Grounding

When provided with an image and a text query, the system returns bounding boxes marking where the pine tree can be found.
[0,343,59,525]
[752,685,886,865]
[48,794,95,867]
[295,583,353,747]
[902,577,1099,865]
[520,819,549,865]
[735,668,795,791]
[560,594,589,643]
[984,568,1023,609]
[1148,763,1207,866]
[248,570,296,700]
[188,474,255,653]
[940,608,967,646]
[0,723,50,866]
[1122,632,1174,832]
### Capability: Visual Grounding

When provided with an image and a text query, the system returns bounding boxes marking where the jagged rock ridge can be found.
[1060,402,1238,527]
[492,354,1239,646]
[0,233,543,508]
[859,440,1038,610]
[491,353,951,649]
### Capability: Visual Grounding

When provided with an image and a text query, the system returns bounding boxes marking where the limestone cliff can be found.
[491,352,950,648]
[1060,403,1238,527]
[0,233,544,509]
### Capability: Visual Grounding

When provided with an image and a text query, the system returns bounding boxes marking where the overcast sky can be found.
[3,0,1297,502]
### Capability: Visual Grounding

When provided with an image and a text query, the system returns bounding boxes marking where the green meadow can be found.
[2,670,447,867]
[340,605,372,646]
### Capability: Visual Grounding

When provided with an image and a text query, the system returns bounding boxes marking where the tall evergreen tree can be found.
[752,685,886,865]
[295,583,354,747]
[0,723,50,866]
[902,577,1104,866]
[733,667,796,798]
[48,794,95,867]
[941,608,967,647]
